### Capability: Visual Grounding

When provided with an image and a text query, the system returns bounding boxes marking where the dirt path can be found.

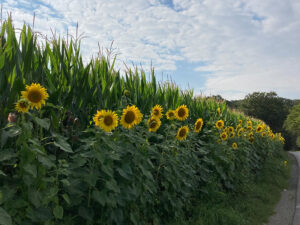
[264,153,297,225]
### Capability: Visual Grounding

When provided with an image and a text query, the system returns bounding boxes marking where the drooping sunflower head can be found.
[229,131,235,139]
[176,126,189,141]
[175,105,189,121]
[216,120,224,130]
[256,124,263,133]
[217,107,221,116]
[151,104,163,119]
[15,98,30,113]
[239,119,243,125]
[220,132,228,141]
[94,110,118,132]
[232,142,238,150]
[228,126,234,133]
[166,110,176,120]
[148,117,161,132]
[120,105,143,129]
[194,118,204,133]
[247,125,253,131]
[21,83,49,110]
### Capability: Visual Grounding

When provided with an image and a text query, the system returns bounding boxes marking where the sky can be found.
[2,0,300,100]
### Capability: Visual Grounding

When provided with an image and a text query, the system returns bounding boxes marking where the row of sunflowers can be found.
[14,83,285,148]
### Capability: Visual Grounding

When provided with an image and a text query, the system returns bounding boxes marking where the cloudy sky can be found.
[2,0,300,100]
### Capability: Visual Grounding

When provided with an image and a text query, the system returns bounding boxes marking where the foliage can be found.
[0,18,285,225]
[284,103,300,148]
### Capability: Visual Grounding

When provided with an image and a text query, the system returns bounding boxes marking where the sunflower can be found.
[256,125,263,133]
[247,120,252,127]
[220,132,228,141]
[166,110,176,120]
[216,120,224,130]
[176,126,189,141]
[217,138,222,144]
[120,105,143,129]
[235,124,241,132]
[247,125,253,131]
[15,99,30,113]
[237,128,244,137]
[217,107,221,116]
[194,118,204,133]
[93,110,118,132]
[229,131,235,138]
[261,132,266,137]
[228,126,234,133]
[232,142,238,150]
[249,137,255,143]
[175,105,189,121]
[148,117,161,132]
[239,119,243,125]
[21,83,49,110]
[151,105,163,119]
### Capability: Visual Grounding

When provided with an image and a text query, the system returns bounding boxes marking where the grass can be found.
[171,151,291,225]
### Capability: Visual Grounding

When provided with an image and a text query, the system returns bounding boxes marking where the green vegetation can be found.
[284,103,300,148]
[0,18,287,225]
[227,92,298,150]
[171,150,291,225]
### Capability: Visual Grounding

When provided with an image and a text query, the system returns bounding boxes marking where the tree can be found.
[242,92,293,132]
[284,103,300,148]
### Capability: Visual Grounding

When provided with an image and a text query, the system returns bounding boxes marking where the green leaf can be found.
[53,137,73,153]
[0,171,6,176]
[62,194,71,205]
[92,190,107,206]
[23,164,37,178]
[105,179,120,193]
[34,117,50,130]
[0,207,12,225]
[37,155,55,169]
[0,149,17,162]
[53,205,63,219]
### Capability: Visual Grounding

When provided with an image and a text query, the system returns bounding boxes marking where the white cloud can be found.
[2,0,300,100]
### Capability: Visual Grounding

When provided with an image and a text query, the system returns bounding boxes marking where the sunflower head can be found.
[256,124,263,133]
[228,126,234,133]
[216,120,224,130]
[93,110,118,132]
[176,126,189,141]
[148,117,161,132]
[261,132,266,137]
[120,105,143,129]
[247,120,252,127]
[239,119,243,125]
[21,83,49,110]
[232,142,238,150]
[249,137,255,143]
[175,105,189,121]
[194,118,204,133]
[151,104,163,119]
[237,128,244,137]
[166,110,176,120]
[229,131,235,139]
[15,98,30,113]
[217,107,221,116]
[220,132,228,141]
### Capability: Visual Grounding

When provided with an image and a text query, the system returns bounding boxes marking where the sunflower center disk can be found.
[28,90,42,103]
[178,108,186,117]
[104,116,113,126]
[196,123,201,130]
[150,120,157,129]
[125,111,135,124]
[179,129,186,137]
[154,110,159,116]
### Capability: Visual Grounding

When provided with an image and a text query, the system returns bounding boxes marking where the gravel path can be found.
[264,153,297,225]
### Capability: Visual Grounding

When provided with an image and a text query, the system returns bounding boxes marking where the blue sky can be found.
[2,0,300,100]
